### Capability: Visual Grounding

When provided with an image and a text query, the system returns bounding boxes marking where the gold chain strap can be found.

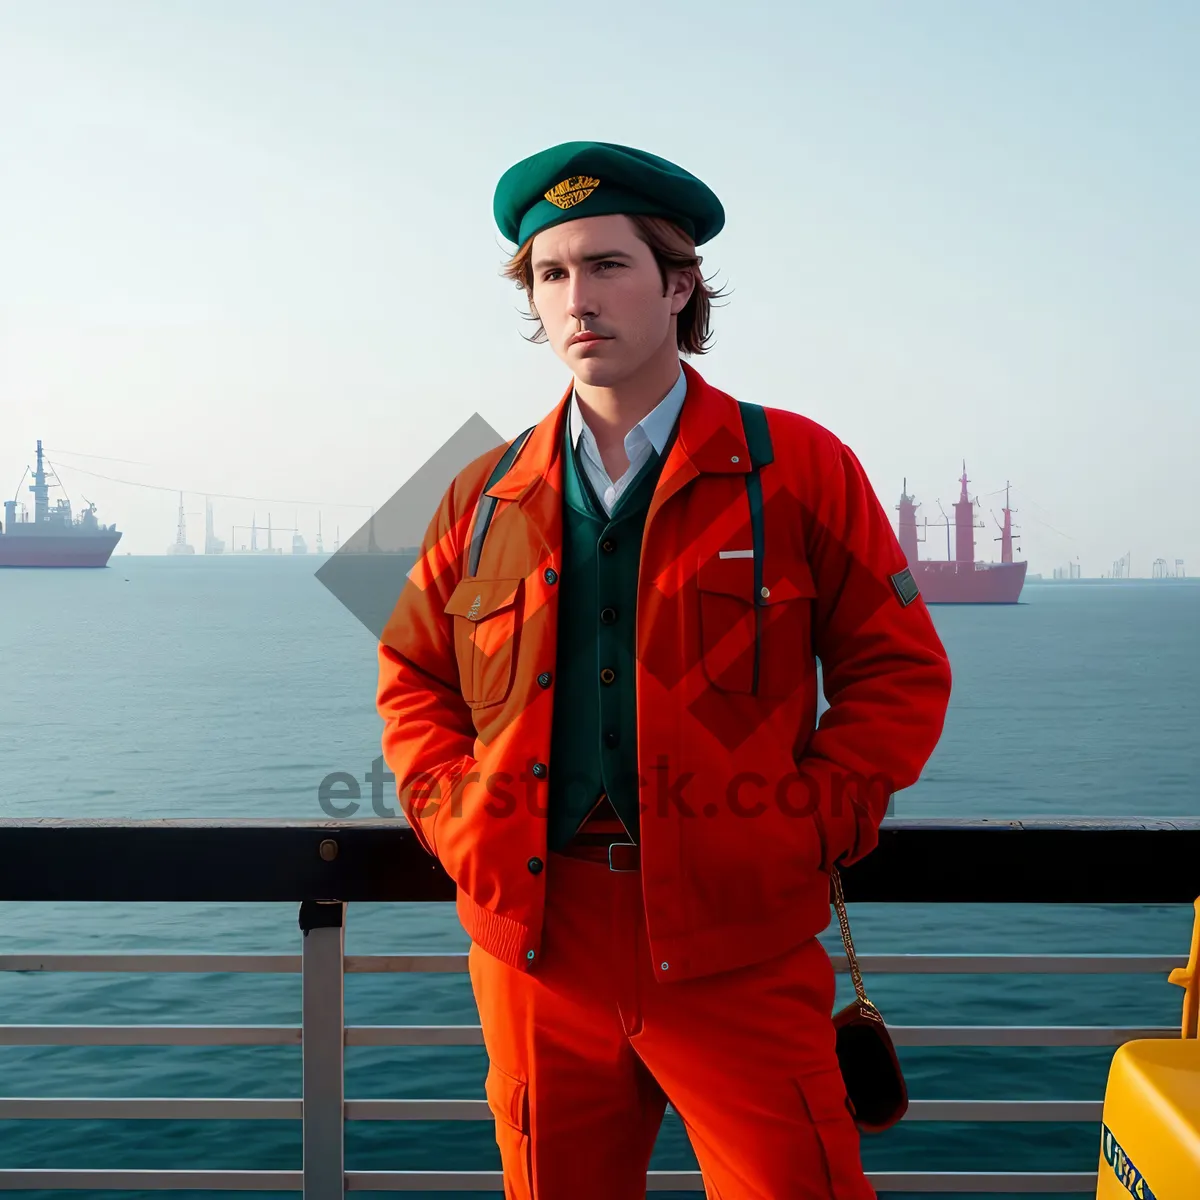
[831,865,869,1007]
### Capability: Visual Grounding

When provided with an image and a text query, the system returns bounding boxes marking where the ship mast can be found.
[1000,482,1014,564]
[31,439,50,525]
[953,461,976,565]
[895,477,921,564]
[174,492,188,550]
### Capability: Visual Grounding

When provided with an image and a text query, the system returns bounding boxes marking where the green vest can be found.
[545,419,673,851]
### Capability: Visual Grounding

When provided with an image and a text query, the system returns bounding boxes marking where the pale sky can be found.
[2,0,1196,574]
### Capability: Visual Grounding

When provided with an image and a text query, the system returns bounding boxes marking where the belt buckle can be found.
[607,842,638,872]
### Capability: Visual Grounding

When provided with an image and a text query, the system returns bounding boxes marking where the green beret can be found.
[494,141,724,248]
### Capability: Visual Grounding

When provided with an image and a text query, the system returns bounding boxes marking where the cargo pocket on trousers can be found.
[793,1065,872,1199]
[444,578,523,708]
[484,1060,534,1196]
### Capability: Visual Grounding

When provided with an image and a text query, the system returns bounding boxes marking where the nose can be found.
[565,271,599,323]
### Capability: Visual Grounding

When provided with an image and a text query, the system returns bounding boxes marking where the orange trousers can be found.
[467,843,876,1199]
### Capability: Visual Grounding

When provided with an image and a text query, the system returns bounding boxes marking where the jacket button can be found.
[537,671,552,688]
[544,568,558,584]
[600,606,617,625]
[600,539,616,553]
[604,730,618,748]
[527,856,544,874]
[531,762,547,779]
[600,668,615,685]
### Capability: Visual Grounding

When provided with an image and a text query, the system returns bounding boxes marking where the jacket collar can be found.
[485,361,752,503]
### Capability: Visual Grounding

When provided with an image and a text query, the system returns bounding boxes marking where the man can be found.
[377,141,952,1199]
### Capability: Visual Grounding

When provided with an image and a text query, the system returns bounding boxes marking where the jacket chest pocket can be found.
[444,577,524,707]
[696,552,816,697]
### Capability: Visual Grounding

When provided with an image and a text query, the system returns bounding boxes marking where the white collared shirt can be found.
[568,367,687,516]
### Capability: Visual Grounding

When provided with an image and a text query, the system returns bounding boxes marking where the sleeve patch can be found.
[890,567,920,607]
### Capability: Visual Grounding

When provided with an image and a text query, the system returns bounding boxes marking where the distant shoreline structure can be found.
[1026,574,1196,585]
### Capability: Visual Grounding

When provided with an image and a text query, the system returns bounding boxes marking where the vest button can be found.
[527,856,544,875]
[544,568,558,584]
[600,539,616,553]
[604,730,619,748]
[537,671,552,688]
[531,762,547,779]
[600,668,616,685]
[600,606,617,624]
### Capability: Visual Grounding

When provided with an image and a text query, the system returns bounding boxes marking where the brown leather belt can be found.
[558,831,640,871]
[557,795,640,871]
[557,836,640,871]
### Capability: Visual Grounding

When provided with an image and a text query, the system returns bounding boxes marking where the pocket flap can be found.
[698,554,816,604]
[763,556,816,603]
[484,1061,529,1133]
[444,578,522,621]
[697,553,754,598]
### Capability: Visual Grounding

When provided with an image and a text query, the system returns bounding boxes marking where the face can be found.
[529,214,695,386]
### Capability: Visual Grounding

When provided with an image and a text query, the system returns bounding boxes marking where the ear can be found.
[667,267,696,316]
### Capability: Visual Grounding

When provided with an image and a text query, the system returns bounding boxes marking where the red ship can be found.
[896,464,1027,604]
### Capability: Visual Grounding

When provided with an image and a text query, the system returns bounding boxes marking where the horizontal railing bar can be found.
[0,1097,1105,1123]
[906,1100,1103,1121]
[344,1098,1105,1123]
[0,954,301,973]
[0,1098,302,1119]
[345,1025,483,1046]
[0,1170,302,1189]
[0,1026,300,1046]
[0,952,1182,976]
[830,954,1185,974]
[345,954,467,974]
[0,1023,1169,1048]
[342,1170,1101,1193]
[343,1023,1177,1048]
[0,1022,1172,1048]
[860,1177,1098,1195]
[0,1169,1102,1192]
[891,1025,1175,1047]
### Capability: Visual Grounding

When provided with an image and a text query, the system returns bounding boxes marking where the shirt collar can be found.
[569,365,687,456]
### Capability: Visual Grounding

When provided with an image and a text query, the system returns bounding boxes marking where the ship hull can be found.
[910,559,1027,604]
[0,531,123,568]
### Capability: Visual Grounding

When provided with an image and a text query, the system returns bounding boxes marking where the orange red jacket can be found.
[378,363,952,982]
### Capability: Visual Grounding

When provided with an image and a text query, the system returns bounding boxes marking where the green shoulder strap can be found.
[467,425,535,577]
[737,401,774,693]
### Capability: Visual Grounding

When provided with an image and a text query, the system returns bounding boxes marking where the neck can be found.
[573,339,682,453]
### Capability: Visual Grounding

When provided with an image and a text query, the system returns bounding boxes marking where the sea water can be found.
[1,556,1197,1198]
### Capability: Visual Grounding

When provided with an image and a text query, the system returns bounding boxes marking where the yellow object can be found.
[1096,899,1200,1200]
[1167,898,1200,1039]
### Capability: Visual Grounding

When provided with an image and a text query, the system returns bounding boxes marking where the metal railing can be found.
[0,816,1197,1195]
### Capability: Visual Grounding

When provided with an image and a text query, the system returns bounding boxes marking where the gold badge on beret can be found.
[543,175,600,210]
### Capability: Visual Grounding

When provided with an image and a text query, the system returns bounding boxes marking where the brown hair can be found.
[501,214,727,355]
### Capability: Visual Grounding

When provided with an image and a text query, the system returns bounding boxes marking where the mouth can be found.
[569,332,610,347]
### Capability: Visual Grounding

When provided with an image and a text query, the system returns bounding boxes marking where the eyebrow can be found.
[531,250,634,271]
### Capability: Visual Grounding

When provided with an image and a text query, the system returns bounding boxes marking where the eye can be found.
[597,260,624,271]
[542,269,565,282]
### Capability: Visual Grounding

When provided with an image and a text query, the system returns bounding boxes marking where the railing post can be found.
[300,899,345,1200]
